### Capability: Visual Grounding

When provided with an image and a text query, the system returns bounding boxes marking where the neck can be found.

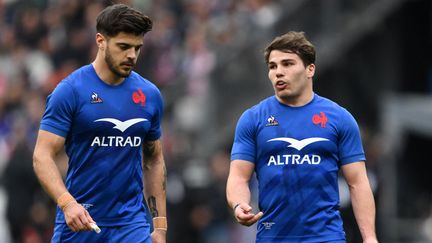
[92,53,124,85]
[277,89,314,107]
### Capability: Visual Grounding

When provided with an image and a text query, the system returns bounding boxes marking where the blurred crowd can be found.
[9,0,432,242]
[0,0,281,242]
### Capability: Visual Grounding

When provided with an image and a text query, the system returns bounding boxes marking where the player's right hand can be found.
[63,201,96,232]
[234,203,263,226]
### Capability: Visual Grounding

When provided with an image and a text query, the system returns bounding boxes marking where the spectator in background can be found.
[2,92,52,243]
[3,127,44,242]
[193,150,232,243]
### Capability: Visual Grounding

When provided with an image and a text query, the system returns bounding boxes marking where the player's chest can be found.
[72,88,155,135]
[256,110,339,155]
[255,110,341,173]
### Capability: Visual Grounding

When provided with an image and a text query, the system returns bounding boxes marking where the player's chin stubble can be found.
[105,49,132,78]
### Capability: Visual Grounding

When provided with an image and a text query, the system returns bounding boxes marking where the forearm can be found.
[349,181,377,241]
[143,157,167,218]
[226,175,251,209]
[33,153,68,202]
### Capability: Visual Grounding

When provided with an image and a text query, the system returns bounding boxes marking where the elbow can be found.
[143,157,164,171]
[346,179,361,191]
[32,151,44,173]
[347,180,371,194]
[32,153,40,172]
[347,184,357,192]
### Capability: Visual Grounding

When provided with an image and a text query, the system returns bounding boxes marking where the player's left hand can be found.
[151,229,166,243]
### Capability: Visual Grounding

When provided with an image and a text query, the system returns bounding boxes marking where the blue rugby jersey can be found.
[231,94,365,243]
[40,64,163,226]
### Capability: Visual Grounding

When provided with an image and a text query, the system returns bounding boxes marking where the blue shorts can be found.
[52,223,151,243]
[256,239,345,243]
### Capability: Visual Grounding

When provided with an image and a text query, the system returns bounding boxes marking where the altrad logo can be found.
[91,118,148,147]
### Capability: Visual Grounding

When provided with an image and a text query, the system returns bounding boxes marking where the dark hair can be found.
[264,31,315,66]
[96,4,152,37]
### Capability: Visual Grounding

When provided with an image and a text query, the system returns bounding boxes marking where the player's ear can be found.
[306,63,315,78]
[95,33,106,51]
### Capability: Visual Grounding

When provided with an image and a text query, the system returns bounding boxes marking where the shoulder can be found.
[130,71,161,95]
[245,96,276,116]
[129,72,163,111]
[59,64,93,89]
[314,94,359,131]
[237,96,275,126]
[314,94,353,116]
[314,94,342,109]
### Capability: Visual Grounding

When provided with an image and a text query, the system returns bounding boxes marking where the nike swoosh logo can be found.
[267,137,329,151]
[94,118,148,132]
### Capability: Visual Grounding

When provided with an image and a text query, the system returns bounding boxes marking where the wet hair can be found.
[264,31,315,67]
[96,4,152,37]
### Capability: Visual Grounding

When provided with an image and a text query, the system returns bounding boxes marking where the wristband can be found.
[233,203,241,212]
[153,217,167,231]
[57,192,76,211]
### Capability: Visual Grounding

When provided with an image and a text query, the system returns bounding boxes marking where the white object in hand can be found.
[90,223,101,233]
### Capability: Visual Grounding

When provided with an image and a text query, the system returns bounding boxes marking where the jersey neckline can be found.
[273,93,318,109]
[89,64,131,88]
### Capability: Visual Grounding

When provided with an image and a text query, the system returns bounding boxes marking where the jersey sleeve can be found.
[231,110,256,163]
[338,108,366,165]
[40,81,77,137]
[145,87,163,141]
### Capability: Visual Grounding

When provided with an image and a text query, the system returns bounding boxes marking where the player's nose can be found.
[275,66,285,77]
[126,48,137,60]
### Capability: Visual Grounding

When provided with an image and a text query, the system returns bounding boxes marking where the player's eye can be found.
[119,45,130,50]
[268,64,276,69]
[282,61,292,66]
